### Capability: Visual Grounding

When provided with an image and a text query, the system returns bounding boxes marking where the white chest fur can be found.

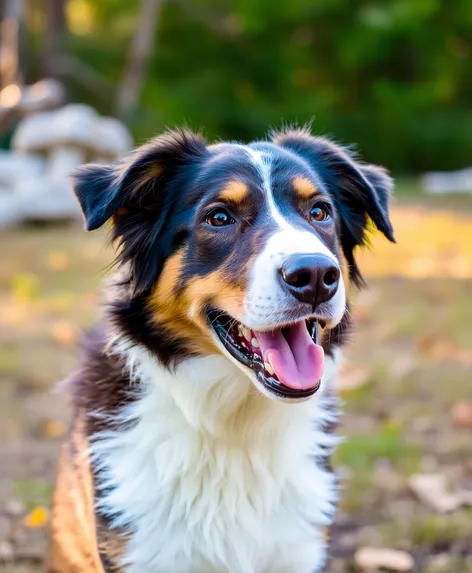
[90,344,341,573]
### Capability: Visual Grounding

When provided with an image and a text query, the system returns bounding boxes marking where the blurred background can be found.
[0,1,471,572]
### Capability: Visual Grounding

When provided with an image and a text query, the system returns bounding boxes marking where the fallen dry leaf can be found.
[354,547,414,572]
[451,402,472,429]
[408,473,463,513]
[337,366,370,393]
[41,418,66,439]
[51,320,78,346]
[416,337,472,365]
[24,506,49,528]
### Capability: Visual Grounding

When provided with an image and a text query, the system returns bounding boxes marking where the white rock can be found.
[0,191,21,228]
[13,177,81,221]
[50,103,98,148]
[13,103,98,159]
[354,547,414,572]
[47,147,86,179]
[421,167,472,195]
[92,116,133,162]
[12,111,57,154]
[4,102,133,226]
[17,78,66,113]
[0,151,45,185]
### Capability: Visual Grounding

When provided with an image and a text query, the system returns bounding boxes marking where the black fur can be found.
[73,129,208,295]
[273,127,395,286]
[109,290,198,368]
[72,127,393,364]
[56,126,395,573]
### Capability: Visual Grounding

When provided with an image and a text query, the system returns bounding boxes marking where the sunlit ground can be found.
[0,190,471,572]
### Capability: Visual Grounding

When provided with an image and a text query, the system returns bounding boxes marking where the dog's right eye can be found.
[205,208,235,227]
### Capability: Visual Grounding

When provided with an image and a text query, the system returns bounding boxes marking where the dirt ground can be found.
[0,193,471,572]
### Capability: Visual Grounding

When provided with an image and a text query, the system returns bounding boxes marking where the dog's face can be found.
[73,128,394,401]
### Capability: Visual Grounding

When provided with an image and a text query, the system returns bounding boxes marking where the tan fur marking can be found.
[218,181,248,203]
[132,164,165,196]
[149,264,246,356]
[111,208,128,228]
[48,412,108,572]
[149,164,164,178]
[154,250,185,304]
[293,176,317,198]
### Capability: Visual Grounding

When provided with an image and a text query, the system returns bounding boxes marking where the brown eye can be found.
[310,203,330,222]
[206,208,235,227]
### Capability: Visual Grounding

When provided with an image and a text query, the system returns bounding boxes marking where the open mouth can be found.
[206,309,325,399]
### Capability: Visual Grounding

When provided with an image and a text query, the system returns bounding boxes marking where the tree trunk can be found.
[0,0,23,89]
[44,0,66,77]
[116,0,163,119]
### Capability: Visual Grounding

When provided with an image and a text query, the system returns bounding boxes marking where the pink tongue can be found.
[253,322,324,390]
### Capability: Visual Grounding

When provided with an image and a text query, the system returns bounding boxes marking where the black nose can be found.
[279,254,340,306]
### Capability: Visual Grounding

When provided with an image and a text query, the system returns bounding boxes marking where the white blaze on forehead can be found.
[237,145,295,231]
[241,147,289,229]
[235,144,346,330]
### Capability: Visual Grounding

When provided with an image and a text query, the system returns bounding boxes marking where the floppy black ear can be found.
[273,128,395,286]
[72,129,207,231]
[72,163,124,231]
[72,129,208,293]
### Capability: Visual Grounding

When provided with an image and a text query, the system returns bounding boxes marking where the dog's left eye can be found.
[205,208,235,227]
[310,202,331,222]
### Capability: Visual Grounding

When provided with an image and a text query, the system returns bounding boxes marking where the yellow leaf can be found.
[41,419,66,439]
[10,273,40,301]
[47,251,69,270]
[24,506,49,528]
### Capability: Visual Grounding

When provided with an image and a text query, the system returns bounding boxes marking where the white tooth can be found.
[242,342,247,349]
[243,327,251,342]
[237,324,243,335]
[264,362,274,376]
[251,338,259,348]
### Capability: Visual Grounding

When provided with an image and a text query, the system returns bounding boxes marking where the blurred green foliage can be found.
[25,0,472,173]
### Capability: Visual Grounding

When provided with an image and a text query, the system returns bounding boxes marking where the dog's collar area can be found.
[206,308,323,399]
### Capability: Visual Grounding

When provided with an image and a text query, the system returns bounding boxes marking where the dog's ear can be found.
[273,128,395,286]
[72,129,207,231]
[72,129,208,293]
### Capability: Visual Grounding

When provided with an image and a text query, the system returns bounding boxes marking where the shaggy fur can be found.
[48,127,394,573]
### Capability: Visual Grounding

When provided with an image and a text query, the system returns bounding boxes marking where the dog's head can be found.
[73,127,394,401]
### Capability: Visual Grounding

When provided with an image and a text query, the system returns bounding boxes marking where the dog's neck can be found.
[108,336,338,441]
[90,337,341,573]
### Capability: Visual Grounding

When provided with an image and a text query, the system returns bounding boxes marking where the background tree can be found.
[6,0,472,173]
[116,0,163,119]
[43,0,66,78]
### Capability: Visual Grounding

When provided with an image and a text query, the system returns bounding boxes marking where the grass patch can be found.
[14,478,52,511]
[411,511,472,547]
[335,422,420,472]
[0,346,20,376]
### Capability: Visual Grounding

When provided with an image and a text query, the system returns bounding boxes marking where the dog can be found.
[48,127,394,573]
